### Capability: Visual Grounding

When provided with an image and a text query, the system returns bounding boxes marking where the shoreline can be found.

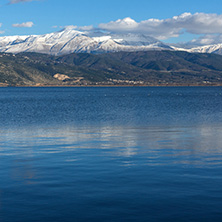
[1,84,222,87]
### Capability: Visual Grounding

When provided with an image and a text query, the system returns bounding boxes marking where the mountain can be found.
[2,27,222,56]
[0,28,172,55]
[1,51,222,86]
[187,44,222,55]
[171,42,222,55]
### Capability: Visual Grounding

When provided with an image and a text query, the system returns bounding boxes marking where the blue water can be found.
[0,87,222,222]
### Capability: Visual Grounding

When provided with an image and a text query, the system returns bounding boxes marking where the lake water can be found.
[0,87,222,222]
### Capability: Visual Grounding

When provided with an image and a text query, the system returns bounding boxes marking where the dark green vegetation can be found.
[1,50,222,86]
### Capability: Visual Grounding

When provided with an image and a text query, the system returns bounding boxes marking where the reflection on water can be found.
[2,125,222,167]
[1,87,222,222]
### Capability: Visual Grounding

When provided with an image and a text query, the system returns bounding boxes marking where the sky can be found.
[1,0,222,44]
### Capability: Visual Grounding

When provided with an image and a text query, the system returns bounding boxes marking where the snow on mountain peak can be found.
[0,28,172,55]
[187,43,222,54]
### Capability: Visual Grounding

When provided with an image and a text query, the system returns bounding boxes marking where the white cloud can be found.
[190,34,222,46]
[0,23,4,34]
[78,25,94,31]
[64,25,78,30]
[100,17,138,31]
[182,13,222,34]
[53,25,94,31]
[9,0,38,4]
[99,13,222,40]
[12,21,34,28]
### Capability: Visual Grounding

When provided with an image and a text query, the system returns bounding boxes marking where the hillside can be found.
[1,51,222,86]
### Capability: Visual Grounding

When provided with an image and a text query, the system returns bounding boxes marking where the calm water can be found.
[0,87,222,222]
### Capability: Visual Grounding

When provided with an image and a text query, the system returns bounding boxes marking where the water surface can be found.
[0,87,222,222]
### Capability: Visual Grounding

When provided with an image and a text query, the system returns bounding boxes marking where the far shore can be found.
[1,83,222,87]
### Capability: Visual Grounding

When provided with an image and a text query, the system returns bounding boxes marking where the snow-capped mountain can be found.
[187,44,222,54]
[0,27,172,55]
[3,27,222,56]
[171,42,222,55]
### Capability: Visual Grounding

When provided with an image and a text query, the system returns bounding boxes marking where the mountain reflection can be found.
[1,124,222,168]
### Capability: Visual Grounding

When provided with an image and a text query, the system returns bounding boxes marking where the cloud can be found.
[8,0,38,4]
[53,25,94,31]
[190,34,222,46]
[182,13,222,35]
[78,25,94,31]
[12,21,34,28]
[64,25,77,29]
[99,13,222,40]
[0,23,4,34]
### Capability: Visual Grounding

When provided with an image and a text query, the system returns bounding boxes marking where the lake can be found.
[0,86,222,222]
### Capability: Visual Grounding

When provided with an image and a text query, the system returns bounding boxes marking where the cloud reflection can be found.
[1,124,222,170]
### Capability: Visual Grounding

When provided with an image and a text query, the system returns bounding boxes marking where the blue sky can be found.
[1,0,222,43]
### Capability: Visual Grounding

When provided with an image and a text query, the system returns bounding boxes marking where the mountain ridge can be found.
[1,27,222,56]
[0,28,172,55]
[1,50,222,86]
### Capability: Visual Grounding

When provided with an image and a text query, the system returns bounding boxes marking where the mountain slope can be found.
[107,51,222,71]
[1,51,222,86]
[56,51,222,84]
[0,53,112,85]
